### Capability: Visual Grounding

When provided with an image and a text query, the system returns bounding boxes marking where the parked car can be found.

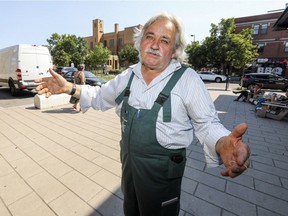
[240,73,288,92]
[198,71,227,83]
[55,66,77,75]
[62,70,107,87]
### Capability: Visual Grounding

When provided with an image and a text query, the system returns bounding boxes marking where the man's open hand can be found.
[35,68,70,97]
[216,123,250,178]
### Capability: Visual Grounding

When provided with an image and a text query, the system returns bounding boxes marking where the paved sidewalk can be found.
[0,87,287,216]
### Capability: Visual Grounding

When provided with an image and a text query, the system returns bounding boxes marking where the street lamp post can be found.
[190,34,195,43]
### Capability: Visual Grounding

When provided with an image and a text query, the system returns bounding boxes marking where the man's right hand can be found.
[35,68,71,98]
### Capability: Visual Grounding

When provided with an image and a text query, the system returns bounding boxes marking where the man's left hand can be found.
[216,123,250,178]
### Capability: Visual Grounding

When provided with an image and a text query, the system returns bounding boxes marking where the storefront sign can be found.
[257,67,283,76]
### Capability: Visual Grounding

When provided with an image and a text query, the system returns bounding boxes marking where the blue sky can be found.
[0,0,287,49]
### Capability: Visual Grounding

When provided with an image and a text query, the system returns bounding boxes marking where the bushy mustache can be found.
[144,48,162,56]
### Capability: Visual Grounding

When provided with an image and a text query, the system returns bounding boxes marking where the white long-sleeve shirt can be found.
[80,61,230,167]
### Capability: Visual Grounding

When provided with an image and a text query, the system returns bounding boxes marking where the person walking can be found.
[35,13,250,216]
[71,64,85,111]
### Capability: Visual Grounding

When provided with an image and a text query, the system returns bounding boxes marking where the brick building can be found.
[235,8,288,78]
[85,19,142,70]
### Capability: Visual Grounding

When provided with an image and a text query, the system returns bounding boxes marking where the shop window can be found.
[284,42,288,52]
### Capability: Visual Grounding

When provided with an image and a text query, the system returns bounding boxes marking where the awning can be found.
[273,7,288,31]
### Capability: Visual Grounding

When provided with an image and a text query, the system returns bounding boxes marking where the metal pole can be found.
[225,74,229,91]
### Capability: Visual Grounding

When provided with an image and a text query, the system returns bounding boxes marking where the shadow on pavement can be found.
[41,107,76,114]
[0,87,36,99]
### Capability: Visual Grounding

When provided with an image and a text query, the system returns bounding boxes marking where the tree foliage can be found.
[85,43,111,70]
[47,33,88,67]
[118,44,139,67]
[185,41,206,70]
[186,18,258,74]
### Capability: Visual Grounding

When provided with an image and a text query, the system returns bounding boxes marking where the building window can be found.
[284,42,288,52]
[109,39,114,48]
[260,24,267,34]
[253,24,259,34]
[103,40,107,47]
[257,43,265,53]
[118,38,123,47]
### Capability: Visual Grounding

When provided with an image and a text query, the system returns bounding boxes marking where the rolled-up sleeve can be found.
[79,85,99,113]
[202,124,230,167]
[79,69,131,113]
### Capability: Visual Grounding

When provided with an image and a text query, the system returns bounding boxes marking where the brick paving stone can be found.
[181,191,222,216]
[0,198,11,216]
[184,167,226,192]
[38,155,73,179]
[252,161,288,178]
[227,181,288,216]
[26,171,68,204]
[254,179,288,201]
[59,170,103,202]
[195,183,257,216]
[0,172,33,206]
[49,191,101,216]
[65,155,102,177]
[87,189,124,216]
[92,155,122,177]
[90,169,121,193]
[8,192,56,216]
[9,156,44,179]
[245,168,282,186]
[257,207,283,216]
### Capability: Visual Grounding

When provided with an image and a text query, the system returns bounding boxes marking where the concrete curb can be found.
[34,93,71,109]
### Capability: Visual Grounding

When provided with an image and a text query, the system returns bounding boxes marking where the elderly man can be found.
[36,13,250,216]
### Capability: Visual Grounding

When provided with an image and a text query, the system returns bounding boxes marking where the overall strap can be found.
[115,72,135,105]
[154,65,188,122]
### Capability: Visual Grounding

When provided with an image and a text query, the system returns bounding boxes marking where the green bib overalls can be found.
[115,66,188,216]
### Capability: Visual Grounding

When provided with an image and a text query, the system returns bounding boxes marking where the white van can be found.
[0,44,52,96]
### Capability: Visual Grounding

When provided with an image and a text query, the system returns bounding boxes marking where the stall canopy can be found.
[273,7,288,31]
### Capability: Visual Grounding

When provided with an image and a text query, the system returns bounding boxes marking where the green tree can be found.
[118,44,139,67]
[185,41,206,70]
[85,44,111,70]
[227,28,258,71]
[47,33,88,67]
[186,18,258,75]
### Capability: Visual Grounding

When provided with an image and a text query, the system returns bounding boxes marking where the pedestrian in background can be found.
[35,13,250,216]
[233,83,263,102]
[71,64,85,111]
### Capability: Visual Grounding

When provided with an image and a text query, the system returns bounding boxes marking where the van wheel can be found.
[8,81,18,96]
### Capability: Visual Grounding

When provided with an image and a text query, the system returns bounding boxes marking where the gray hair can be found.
[133,13,187,63]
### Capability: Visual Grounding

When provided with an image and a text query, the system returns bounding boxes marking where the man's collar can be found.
[132,61,181,78]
